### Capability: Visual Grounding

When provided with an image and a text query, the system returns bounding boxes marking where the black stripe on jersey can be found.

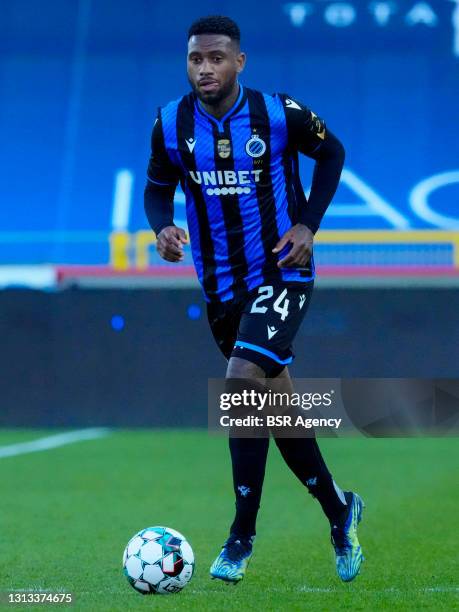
[211,121,249,301]
[246,89,282,284]
[175,96,218,298]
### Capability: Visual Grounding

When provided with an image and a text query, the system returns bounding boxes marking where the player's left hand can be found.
[272,224,314,268]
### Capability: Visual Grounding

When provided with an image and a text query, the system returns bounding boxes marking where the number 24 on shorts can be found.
[250,286,290,321]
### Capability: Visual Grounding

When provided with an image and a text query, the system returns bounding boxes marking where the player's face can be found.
[187,34,245,105]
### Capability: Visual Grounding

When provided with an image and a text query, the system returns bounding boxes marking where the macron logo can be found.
[238,485,251,497]
[186,137,196,153]
[267,325,278,340]
[285,98,302,110]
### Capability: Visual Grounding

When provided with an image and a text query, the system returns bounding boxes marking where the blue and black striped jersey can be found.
[147,85,330,303]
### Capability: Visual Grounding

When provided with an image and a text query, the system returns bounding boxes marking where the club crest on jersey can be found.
[245,134,266,158]
[217,138,231,158]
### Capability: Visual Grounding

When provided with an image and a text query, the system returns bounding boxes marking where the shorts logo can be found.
[217,138,231,158]
[245,134,266,158]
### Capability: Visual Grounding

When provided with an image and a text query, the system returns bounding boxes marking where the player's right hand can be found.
[156,226,188,262]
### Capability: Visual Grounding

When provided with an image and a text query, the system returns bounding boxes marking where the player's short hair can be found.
[188,15,241,44]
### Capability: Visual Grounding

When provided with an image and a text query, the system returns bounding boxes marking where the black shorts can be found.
[207,280,314,376]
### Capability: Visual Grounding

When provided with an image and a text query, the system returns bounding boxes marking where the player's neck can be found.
[199,83,240,120]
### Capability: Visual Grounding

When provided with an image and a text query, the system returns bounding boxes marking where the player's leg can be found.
[232,281,364,582]
[207,301,269,583]
[226,358,269,539]
[210,356,269,582]
[210,359,269,582]
[268,349,365,581]
[270,367,349,522]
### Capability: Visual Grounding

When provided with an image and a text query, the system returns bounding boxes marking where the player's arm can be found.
[273,95,345,267]
[282,95,345,234]
[144,113,187,262]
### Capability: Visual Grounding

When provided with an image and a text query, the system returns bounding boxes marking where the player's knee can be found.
[264,362,286,378]
[226,357,264,379]
[223,373,270,438]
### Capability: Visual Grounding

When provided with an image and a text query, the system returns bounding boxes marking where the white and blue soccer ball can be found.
[123,526,194,595]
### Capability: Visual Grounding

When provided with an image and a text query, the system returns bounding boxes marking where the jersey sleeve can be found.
[278,94,328,157]
[146,111,181,187]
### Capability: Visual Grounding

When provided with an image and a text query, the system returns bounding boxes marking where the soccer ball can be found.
[123,526,194,595]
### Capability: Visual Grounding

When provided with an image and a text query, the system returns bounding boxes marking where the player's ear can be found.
[236,52,246,74]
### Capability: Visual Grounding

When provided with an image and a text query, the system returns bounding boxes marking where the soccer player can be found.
[144,15,364,584]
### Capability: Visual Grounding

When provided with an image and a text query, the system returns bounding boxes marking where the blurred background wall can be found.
[0,0,458,425]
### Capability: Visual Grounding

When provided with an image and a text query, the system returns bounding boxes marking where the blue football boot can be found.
[210,534,254,583]
[331,492,365,582]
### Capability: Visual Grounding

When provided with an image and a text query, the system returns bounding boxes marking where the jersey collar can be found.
[195,84,246,132]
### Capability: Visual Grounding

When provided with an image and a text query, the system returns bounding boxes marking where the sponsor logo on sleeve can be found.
[310,111,326,139]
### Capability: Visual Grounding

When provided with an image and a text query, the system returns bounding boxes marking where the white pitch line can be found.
[0,428,111,459]
[298,586,459,594]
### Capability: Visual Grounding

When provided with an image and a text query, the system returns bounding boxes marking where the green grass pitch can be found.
[0,430,458,611]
